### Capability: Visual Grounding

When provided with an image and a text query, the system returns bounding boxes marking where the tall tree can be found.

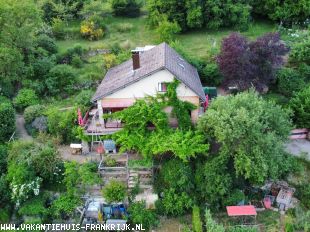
[197,90,292,185]
[0,0,41,97]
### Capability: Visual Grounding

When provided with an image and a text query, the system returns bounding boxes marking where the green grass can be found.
[56,16,276,59]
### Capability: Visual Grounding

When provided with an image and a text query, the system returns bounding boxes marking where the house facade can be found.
[85,43,205,135]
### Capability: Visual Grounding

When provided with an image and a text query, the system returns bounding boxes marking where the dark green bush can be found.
[0,145,8,174]
[46,65,76,96]
[203,63,223,86]
[74,90,94,108]
[277,68,305,97]
[0,101,15,143]
[36,34,57,54]
[128,201,158,231]
[71,55,83,68]
[290,85,310,128]
[13,89,39,111]
[111,0,142,17]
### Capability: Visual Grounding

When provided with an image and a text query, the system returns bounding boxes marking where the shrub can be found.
[13,89,39,111]
[111,0,142,17]
[103,53,117,70]
[289,38,310,66]
[202,63,223,86]
[0,145,8,174]
[80,19,104,40]
[71,55,83,68]
[290,86,310,128]
[223,189,245,206]
[102,180,126,203]
[156,19,181,43]
[128,201,158,230]
[36,34,57,54]
[0,101,15,143]
[24,105,46,124]
[46,108,77,144]
[192,205,203,232]
[104,157,117,167]
[52,18,66,39]
[45,65,76,96]
[277,68,305,97]
[18,194,48,217]
[52,193,81,218]
[74,90,94,108]
[159,188,193,216]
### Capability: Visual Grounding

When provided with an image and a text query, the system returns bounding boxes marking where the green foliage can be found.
[156,18,181,43]
[192,205,203,232]
[74,90,94,108]
[277,68,305,97]
[202,63,223,86]
[147,0,250,31]
[128,158,152,168]
[78,162,101,187]
[46,107,77,144]
[63,161,80,195]
[104,157,117,167]
[290,85,310,128]
[13,89,39,111]
[0,175,11,211]
[71,54,83,68]
[158,188,193,216]
[0,101,15,143]
[111,80,208,161]
[205,209,225,232]
[102,180,127,203]
[52,193,81,218]
[289,37,310,66]
[223,189,245,206]
[197,90,292,185]
[18,194,49,216]
[0,145,7,174]
[46,64,76,96]
[252,0,310,25]
[35,34,58,55]
[0,208,10,223]
[52,18,66,39]
[111,0,142,17]
[24,105,46,125]
[128,201,159,231]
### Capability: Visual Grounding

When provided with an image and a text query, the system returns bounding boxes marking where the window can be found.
[158,82,167,92]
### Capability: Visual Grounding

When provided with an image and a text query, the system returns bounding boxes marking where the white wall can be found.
[104,69,198,99]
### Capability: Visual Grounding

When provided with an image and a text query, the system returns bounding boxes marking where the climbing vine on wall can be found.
[106,79,208,161]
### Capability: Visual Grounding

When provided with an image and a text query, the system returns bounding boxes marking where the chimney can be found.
[132,51,140,70]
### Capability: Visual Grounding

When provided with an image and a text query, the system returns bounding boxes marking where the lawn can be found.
[56,16,276,59]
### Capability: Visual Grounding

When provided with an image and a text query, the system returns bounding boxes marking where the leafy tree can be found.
[0,101,15,143]
[290,85,310,128]
[102,180,126,203]
[80,0,111,19]
[0,0,41,97]
[156,18,181,43]
[51,18,66,39]
[252,0,310,26]
[45,64,76,96]
[13,89,39,111]
[197,90,292,185]
[0,145,7,174]
[78,162,101,193]
[217,33,289,92]
[51,193,81,218]
[35,34,58,55]
[192,205,203,232]
[111,0,142,17]
[128,201,159,231]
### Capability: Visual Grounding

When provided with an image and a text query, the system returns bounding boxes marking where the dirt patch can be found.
[154,217,190,232]
[58,145,101,164]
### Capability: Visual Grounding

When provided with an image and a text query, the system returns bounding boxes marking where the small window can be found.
[158,82,167,92]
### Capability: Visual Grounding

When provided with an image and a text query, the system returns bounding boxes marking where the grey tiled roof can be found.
[91,42,205,102]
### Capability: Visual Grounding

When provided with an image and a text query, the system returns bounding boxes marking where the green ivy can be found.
[108,79,208,161]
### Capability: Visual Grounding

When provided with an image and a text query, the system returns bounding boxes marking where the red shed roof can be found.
[226,205,257,216]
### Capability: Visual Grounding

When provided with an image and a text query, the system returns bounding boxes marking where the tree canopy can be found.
[197,90,292,185]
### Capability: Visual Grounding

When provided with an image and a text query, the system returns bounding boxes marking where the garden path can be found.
[285,139,310,161]
[15,114,32,141]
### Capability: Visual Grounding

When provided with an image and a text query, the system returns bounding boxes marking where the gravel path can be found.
[285,139,310,161]
[15,114,32,141]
